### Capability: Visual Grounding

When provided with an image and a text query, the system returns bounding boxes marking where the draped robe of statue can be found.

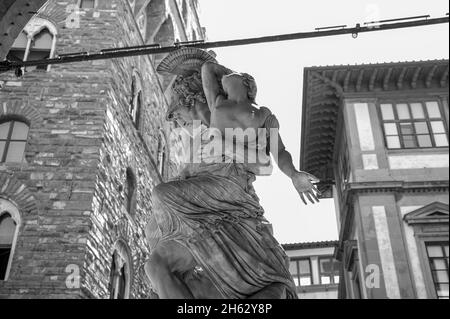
[146,48,297,299]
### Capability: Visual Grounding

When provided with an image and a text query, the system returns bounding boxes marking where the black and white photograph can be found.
[0,0,448,308]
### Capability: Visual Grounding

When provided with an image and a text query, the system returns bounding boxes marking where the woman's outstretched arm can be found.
[266,114,321,205]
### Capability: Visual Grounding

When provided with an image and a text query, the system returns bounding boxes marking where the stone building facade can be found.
[0,0,204,298]
[300,59,449,299]
[283,241,339,299]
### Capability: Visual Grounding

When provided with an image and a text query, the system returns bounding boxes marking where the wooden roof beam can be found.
[411,66,422,89]
[425,65,438,88]
[383,67,393,90]
[440,65,449,88]
[369,68,378,91]
[343,70,352,92]
[397,67,408,90]
[356,69,364,92]
[311,71,344,96]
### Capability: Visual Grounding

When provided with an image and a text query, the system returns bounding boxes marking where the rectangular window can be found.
[289,258,313,287]
[337,135,350,194]
[319,256,340,285]
[426,242,449,299]
[80,0,96,8]
[379,101,449,149]
[0,121,29,163]
[352,271,362,299]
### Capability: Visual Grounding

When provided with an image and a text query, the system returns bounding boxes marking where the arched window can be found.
[0,119,30,163]
[0,199,21,281]
[144,0,167,44]
[6,17,57,72]
[130,72,143,129]
[27,28,53,71]
[182,0,189,24]
[109,240,132,299]
[6,32,28,63]
[128,0,136,12]
[153,16,176,90]
[157,132,167,177]
[79,0,96,9]
[124,168,137,216]
[136,11,147,39]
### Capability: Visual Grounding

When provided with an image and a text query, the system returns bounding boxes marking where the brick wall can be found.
[0,0,202,299]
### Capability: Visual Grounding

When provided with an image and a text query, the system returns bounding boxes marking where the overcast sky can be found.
[197,0,449,244]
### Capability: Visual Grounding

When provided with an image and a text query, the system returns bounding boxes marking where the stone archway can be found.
[0,0,49,60]
[0,172,39,215]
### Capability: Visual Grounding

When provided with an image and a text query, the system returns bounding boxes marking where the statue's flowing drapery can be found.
[147,118,297,299]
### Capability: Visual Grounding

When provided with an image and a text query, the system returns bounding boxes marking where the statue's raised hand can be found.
[291,171,321,205]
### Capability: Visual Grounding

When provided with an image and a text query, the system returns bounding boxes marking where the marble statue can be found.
[144,48,321,299]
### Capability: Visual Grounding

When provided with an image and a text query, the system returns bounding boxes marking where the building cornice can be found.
[345,181,449,194]
[283,240,338,250]
[334,182,449,261]
[300,59,449,187]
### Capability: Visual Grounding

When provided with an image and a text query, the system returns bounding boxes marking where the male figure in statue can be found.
[144,52,320,299]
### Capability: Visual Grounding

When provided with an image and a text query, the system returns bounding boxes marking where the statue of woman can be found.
[145,50,320,299]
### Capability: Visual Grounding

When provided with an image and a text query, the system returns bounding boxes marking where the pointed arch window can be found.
[182,0,189,24]
[6,32,28,63]
[109,241,132,299]
[0,119,30,163]
[124,168,137,216]
[157,132,167,177]
[128,0,136,12]
[0,200,21,281]
[130,72,143,129]
[27,28,53,71]
[6,18,57,72]
[136,11,147,39]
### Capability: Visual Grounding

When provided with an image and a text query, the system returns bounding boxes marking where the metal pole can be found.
[1,15,448,73]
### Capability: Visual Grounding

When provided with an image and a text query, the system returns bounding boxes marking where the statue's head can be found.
[166,72,208,126]
[221,72,257,103]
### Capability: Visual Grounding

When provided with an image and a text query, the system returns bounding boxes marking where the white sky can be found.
[197,0,449,244]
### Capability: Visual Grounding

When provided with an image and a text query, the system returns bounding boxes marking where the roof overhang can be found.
[300,59,449,197]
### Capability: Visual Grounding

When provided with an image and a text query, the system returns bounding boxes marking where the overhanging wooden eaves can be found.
[300,59,449,197]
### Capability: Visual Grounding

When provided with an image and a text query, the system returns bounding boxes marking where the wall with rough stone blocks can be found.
[0,0,203,298]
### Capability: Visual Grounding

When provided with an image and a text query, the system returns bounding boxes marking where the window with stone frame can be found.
[136,11,147,38]
[157,132,166,177]
[426,242,449,299]
[0,213,16,280]
[351,266,363,299]
[403,202,449,299]
[344,240,363,299]
[337,133,350,195]
[379,101,449,149]
[6,32,28,63]
[79,0,96,9]
[6,18,57,72]
[0,201,20,281]
[128,0,136,11]
[182,0,189,24]
[130,73,143,129]
[319,256,340,285]
[0,119,30,163]
[109,242,132,299]
[289,258,313,287]
[124,168,137,216]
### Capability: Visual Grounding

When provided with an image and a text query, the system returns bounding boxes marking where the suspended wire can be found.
[0,14,448,75]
